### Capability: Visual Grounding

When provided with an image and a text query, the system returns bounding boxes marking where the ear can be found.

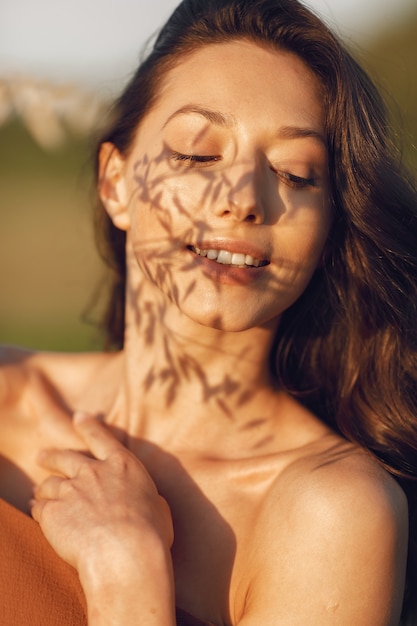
[98,142,130,231]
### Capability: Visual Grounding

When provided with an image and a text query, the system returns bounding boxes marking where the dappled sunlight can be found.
[114,144,316,419]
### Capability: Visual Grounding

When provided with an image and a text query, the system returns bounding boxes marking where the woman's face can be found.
[103,41,331,331]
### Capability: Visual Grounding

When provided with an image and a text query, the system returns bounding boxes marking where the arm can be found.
[238,460,408,626]
[31,412,176,626]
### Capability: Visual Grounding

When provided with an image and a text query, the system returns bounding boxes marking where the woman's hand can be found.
[31,411,176,625]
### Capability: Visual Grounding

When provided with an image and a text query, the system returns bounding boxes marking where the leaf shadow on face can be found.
[119,143,316,431]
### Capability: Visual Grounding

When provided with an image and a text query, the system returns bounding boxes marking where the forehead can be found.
[152,40,325,131]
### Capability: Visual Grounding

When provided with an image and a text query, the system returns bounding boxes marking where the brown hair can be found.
[93,1,417,621]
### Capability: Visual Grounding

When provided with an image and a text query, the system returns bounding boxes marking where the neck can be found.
[115,279,280,439]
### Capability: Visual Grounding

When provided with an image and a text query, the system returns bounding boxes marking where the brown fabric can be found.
[0,498,212,626]
[0,497,88,625]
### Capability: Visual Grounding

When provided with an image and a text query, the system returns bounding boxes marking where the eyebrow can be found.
[163,105,236,128]
[277,125,326,147]
[164,104,326,146]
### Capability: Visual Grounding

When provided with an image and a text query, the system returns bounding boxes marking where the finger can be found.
[33,475,65,500]
[72,411,127,461]
[37,448,92,477]
[30,497,46,523]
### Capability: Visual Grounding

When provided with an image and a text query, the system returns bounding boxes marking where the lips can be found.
[188,245,269,268]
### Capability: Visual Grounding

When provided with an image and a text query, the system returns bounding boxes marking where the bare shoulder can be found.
[286,437,408,525]
[240,437,408,626]
[0,344,121,413]
[0,345,123,508]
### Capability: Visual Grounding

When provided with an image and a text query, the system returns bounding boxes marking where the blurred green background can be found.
[0,111,105,351]
[0,9,416,352]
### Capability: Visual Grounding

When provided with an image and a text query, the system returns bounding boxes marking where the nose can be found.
[214,162,265,224]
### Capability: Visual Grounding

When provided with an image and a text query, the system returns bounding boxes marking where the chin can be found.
[180,302,280,333]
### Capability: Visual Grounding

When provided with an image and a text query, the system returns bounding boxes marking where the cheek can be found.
[129,158,203,223]
[302,192,332,248]
[276,204,332,279]
[305,218,332,260]
[284,193,331,237]
[130,171,223,254]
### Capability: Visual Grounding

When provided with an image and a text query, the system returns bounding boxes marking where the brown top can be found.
[0,498,212,626]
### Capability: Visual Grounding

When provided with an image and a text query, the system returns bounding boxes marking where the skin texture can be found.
[101,42,331,333]
[0,42,409,626]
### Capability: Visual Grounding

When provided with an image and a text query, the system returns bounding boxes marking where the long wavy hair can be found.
[93,0,417,621]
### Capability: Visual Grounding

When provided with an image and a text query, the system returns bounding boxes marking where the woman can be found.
[1,0,416,624]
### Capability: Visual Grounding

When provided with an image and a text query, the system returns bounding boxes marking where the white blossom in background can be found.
[0,76,109,150]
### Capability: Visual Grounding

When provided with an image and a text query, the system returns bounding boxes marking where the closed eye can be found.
[170,151,221,167]
[275,170,317,189]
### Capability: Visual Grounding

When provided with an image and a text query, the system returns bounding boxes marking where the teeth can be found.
[231,253,245,265]
[191,246,266,267]
[217,250,232,264]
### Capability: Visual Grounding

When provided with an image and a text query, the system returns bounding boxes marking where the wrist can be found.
[79,531,175,625]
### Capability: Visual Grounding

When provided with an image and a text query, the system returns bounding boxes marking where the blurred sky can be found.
[1,0,416,93]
